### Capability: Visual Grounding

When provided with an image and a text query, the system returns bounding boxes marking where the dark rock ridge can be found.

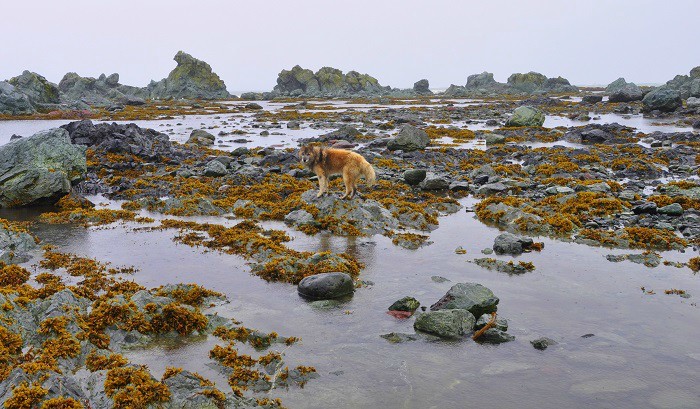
[146,51,230,100]
[444,71,577,97]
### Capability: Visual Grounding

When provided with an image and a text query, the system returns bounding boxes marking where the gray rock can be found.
[413,79,432,95]
[203,160,228,177]
[298,272,354,300]
[608,83,643,102]
[643,87,682,112]
[58,71,146,107]
[403,169,427,186]
[299,190,399,234]
[582,95,603,104]
[477,328,515,344]
[381,332,419,343]
[686,97,700,108]
[420,174,449,190]
[388,296,420,312]
[164,370,237,408]
[485,133,506,145]
[8,70,60,104]
[493,232,534,255]
[284,209,316,226]
[507,72,547,93]
[147,51,230,100]
[187,129,216,146]
[273,65,384,97]
[531,337,557,350]
[413,309,475,339]
[475,314,508,331]
[658,202,684,216]
[605,77,628,94]
[430,282,499,317]
[0,81,35,115]
[287,120,301,129]
[0,221,37,264]
[477,182,508,195]
[387,125,430,151]
[505,106,545,127]
[0,128,86,207]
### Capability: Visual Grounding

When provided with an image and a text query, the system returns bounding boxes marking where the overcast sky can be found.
[1,0,697,92]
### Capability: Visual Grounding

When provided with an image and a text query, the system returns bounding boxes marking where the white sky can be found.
[1,0,697,92]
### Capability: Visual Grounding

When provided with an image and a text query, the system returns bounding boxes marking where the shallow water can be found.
[2,100,700,408]
[9,196,700,409]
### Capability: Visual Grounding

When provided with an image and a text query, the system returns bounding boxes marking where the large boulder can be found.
[413,309,475,339]
[541,76,578,93]
[387,125,430,151]
[297,190,399,234]
[187,129,216,146]
[466,72,498,89]
[0,128,86,207]
[430,282,499,318]
[505,106,545,127]
[608,83,643,102]
[297,272,354,300]
[0,81,35,115]
[605,77,628,94]
[642,87,682,112]
[8,71,59,105]
[691,66,700,79]
[413,79,432,95]
[147,51,230,100]
[507,72,548,93]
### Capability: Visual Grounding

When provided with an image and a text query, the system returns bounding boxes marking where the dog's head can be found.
[299,145,318,166]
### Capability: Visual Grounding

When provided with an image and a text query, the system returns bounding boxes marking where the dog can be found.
[299,145,376,199]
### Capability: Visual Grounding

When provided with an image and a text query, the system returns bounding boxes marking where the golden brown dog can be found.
[299,145,376,199]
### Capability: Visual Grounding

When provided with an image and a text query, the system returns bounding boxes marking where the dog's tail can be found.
[362,161,377,186]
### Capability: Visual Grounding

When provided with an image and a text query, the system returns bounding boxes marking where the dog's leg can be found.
[316,176,326,198]
[341,170,354,199]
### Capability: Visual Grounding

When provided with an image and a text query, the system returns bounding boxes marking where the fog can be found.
[1,0,697,92]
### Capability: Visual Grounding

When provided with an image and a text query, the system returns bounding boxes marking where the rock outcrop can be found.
[412,79,432,95]
[146,51,230,100]
[0,128,86,207]
[58,72,146,107]
[272,65,386,97]
[8,70,60,105]
[0,81,35,115]
[444,71,577,97]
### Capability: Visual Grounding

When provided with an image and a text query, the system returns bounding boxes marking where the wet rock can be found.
[420,174,449,190]
[605,253,661,268]
[164,370,237,408]
[493,232,534,255]
[582,95,603,104]
[473,258,534,275]
[381,332,419,343]
[476,182,508,195]
[403,169,427,186]
[608,83,643,102]
[245,102,263,109]
[413,309,475,339]
[8,70,60,105]
[431,276,450,283]
[299,190,399,234]
[477,328,515,344]
[642,87,682,112]
[632,201,658,215]
[297,272,354,300]
[387,125,430,151]
[287,120,301,129]
[430,282,499,317]
[0,222,37,264]
[58,72,145,107]
[0,128,86,207]
[0,81,35,114]
[485,133,506,145]
[203,160,228,177]
[284,209,315,226]
[475,314,508,331]
[187,129,216,146]
[388,296,420,313]
[147,51,230,100]
[504,106,544,127]
[531,337,557,350]
[658,203,684,216]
